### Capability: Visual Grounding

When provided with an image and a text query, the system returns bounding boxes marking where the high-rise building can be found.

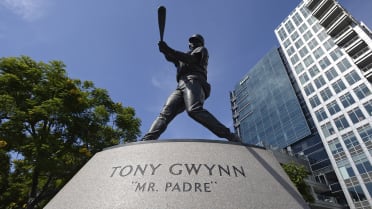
[273,0,372,208]
[231,47,348,208]
[230,48,311,149]
[231,0,372,208]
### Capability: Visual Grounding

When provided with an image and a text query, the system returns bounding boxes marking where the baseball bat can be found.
[158,6,166,42]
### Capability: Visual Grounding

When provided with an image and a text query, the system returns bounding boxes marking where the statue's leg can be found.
[142,89,185,141]
[183,79,233,139]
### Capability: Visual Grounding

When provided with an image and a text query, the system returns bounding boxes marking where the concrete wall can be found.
[45,140,310,209]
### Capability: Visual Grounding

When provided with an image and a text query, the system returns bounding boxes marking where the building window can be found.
[353,84,371,100]
[327,100,341,115]
[325,67,338,81]
[352,153,372,177]
[330,48,344,61]
[339,92,355,108]
[314,75,326,88]
[345,70,361,86]
[312,24,322,34]
[363,100,372,116]
[334,115,350,131]
[309,95,321,108]
[294,39,304,49]
[321,122,335,137]
[320,87,333,102]
[308,65,320,77]
[299,72,309,84]
[278,28,288,41]
[292,12,303,26]
[291,31,299,41]
[366,183,372,200]
[332,79,347,94]
[299,46,309,57]
[299,23,308,34]
[307,16,317,25]
[285,20,295,34]
[319,56,331,70]
[287,46,295,56]
[290,54,300,65]
[328,138,344,154]
[357,124,372,143]
[313,47,325,59]
[294,63,304,74]
[300,7,310,18]
[344,133,364,159]
[348,107,365,124]
[317,31,328,42]
[303,30,313,41]
[304,83,315,96]
[348,185,367,202]
[308,38,319,50]
[315,108,328,122]
[342,132,359,150]
[337,58,352,72]
[337,158,355,180]
[283,39,291,49]
[304,55,314,67]
[323,38,335,50]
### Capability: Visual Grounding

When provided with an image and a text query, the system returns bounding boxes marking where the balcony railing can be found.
[232,105,238,111]
[332,25,352,40]
[317,4,336,21]
[306,0,321,11]
[316,194,339,203]
[233,121,240,128]
[233,112,239,119]
[230,95,237,102]
[325,13,344,29]
[361,63,372,72]
[342,36,359,48]
[352,46,370,59]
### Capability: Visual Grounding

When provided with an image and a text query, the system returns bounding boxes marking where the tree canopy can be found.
[0,56,141,208]
[282,162,315,203]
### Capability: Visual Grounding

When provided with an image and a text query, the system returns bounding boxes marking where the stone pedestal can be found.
[45,139,310,209]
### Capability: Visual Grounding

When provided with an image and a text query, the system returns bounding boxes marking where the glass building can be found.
[274,0,372,208]
[230,48,311,149]
[231,47,348,208]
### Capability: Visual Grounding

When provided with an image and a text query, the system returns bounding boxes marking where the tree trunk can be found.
[26,165,40,209]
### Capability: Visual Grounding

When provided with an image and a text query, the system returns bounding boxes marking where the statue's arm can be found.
[164,54,179,67]
[159,41,199,65]
[171,50,200,64]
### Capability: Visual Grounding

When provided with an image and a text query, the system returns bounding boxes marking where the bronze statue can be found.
[141,34,240,142]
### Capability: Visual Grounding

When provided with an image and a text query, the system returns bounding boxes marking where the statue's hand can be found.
[158,41,173,54]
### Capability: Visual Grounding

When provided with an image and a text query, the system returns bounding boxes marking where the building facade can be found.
[230,48,311,149]
[274,0,372,208]
[231,47,347,208]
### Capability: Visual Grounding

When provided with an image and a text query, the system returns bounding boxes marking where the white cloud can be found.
[150,70,176,90]
[0,0,49,21]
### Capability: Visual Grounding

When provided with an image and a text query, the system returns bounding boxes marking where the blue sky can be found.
[0,0,371,142]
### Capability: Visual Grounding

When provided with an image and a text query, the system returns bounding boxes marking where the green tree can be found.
[0,56,141,209]
[282,162,315,203]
